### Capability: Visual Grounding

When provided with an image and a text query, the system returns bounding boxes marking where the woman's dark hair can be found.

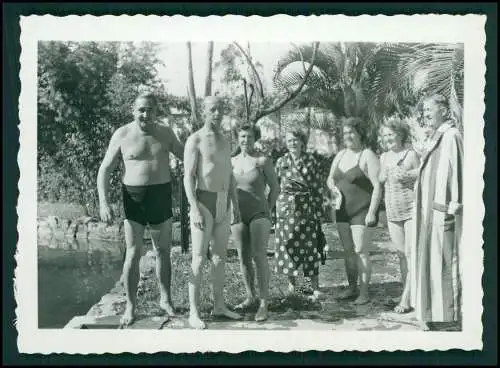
[382,119,411,146]
[236,123,261,141]
[286,129,308,147]
[342,117,368,146]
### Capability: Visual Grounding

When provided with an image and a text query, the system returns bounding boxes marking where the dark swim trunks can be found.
[195,189,230,223]
[122,182,173,226]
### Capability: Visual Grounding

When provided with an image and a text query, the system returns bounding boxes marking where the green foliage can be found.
[37,41,174,219]
[274,42,464,152]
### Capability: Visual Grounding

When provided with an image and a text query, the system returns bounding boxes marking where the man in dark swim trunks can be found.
[97,91,184,327]
[183,96,243,329]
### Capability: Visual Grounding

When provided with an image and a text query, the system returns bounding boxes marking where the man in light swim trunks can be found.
[97,92,184,327]
[183,96,243,329]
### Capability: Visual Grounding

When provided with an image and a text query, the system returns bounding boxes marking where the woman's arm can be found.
[326,150,342,192]
[378,152,388,184]
[401,150,420,183]
[364,150,383,216]
[261,156,280,211]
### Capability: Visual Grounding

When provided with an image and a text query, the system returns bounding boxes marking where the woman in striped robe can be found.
[410,94,464,331]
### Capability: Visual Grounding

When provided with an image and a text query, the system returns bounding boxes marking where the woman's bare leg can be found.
[351,225,373,305]
[232,222,256,309]
[249,217,272,321]
[337,222,358,298]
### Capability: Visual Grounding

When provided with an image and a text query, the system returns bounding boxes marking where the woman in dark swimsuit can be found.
[326,117,382,305]
[231,124,280,322]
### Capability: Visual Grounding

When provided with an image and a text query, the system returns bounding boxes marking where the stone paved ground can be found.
[74,222,461,331]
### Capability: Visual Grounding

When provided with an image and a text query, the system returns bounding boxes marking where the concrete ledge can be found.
[65,315,169,329]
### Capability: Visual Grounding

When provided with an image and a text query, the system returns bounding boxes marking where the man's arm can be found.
[183,134,199,209]
[261,157,280,211]
[447,129,464,215]
[97,129,122,220]
[165,125,185,160]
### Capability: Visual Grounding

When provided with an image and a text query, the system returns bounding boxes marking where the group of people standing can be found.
[97,92,463,331]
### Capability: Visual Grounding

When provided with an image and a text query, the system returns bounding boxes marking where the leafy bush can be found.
[37,41,185,221]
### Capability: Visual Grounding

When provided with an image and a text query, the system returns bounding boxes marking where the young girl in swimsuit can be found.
[327,118,382,305]
[231,124,280,322]
[379,120,420,313]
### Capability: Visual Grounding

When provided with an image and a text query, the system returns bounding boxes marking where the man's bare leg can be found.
[211,212,242,320]
[188,203,212,329]
[121,219,145,326]
[150,219,176,317]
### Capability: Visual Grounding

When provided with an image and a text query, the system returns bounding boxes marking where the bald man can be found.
[183,96,243,329]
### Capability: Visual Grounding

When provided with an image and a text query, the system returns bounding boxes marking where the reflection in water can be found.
[38,237,124,328]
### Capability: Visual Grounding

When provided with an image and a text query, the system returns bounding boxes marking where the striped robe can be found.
[410,121,464,322]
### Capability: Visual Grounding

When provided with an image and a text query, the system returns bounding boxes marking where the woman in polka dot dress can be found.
[274,129,326,300]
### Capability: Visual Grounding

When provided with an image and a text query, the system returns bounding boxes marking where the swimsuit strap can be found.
[397,149,410,166]
[334,149,348,172]
[357,149,365,167]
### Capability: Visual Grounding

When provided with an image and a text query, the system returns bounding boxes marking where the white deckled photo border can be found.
[17,14,486,354]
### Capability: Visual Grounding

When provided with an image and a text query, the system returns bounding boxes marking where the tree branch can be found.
[254,41,320,122]
[243,78,249,123]
[248,83,255,122]
[233,42,265,100]
[291,43,308,74]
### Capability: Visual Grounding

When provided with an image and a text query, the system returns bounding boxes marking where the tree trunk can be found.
[187,42,199,125]
[204,41,214,97]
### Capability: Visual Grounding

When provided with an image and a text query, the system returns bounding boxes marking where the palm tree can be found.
[273,42,464,148]
[399,43,464,131]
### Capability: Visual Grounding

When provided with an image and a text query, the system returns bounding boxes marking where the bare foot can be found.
[212,306,243,320]
[188,314,206,330]
[308,290,325,302]
[394,304,412,314]
[338,287,358,300]
[419,321,431,331]
[254,304,268,322]
[159,298,177,317]
[120,305,135,327]
[234,298,256,310]
[353,294,370,305]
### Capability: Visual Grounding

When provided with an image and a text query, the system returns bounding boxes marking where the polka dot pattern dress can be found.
[274,152,325,277]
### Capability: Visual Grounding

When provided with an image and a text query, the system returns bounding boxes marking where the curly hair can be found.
[342,117,368,146]
[381,119,411,146]
[236,123,261,141]
[286,128,308,148]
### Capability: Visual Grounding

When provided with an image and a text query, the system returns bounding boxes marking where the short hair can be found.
[202,95,223,109]
[286,129,308,147]
[421,94,452,120]
[236,123,261,141]
[135,92,158,107]
[342,117,368,145]
[381,119,411,146]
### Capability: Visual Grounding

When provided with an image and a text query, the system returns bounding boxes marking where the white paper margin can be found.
[17,14,486,354]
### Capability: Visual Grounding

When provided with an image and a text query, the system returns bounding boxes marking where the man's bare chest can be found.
[199,137,229,162]
[122,134,169,160]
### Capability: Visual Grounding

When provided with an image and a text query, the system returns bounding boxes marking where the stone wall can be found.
[37,215,183,243]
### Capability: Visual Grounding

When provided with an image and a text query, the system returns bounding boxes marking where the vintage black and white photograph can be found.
[17,14,485,353]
